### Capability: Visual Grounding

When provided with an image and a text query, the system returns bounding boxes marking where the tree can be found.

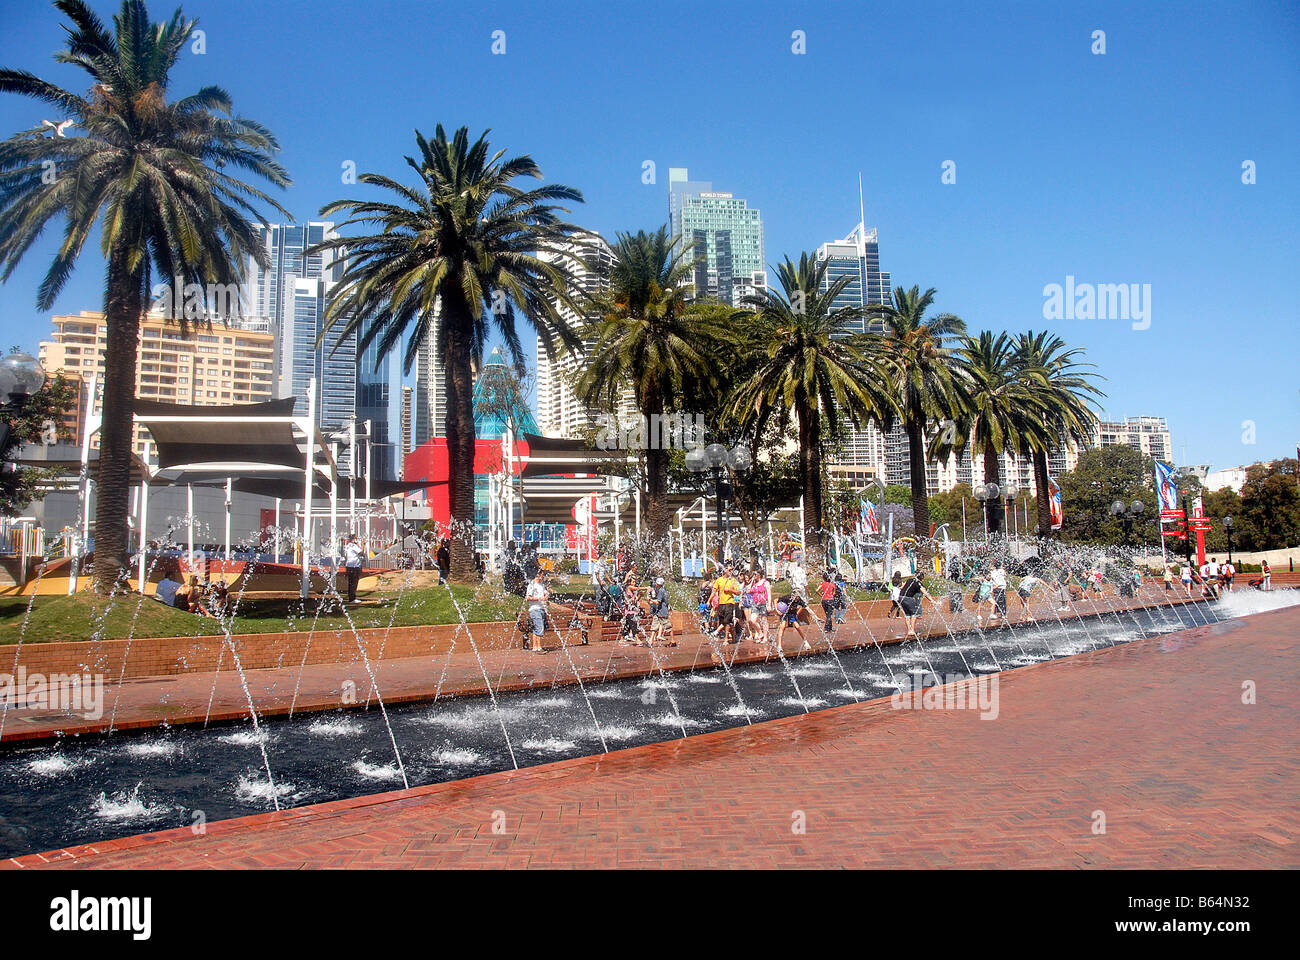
[0,0,291,592]
[1238,458,1300,550]
[1011,330,1103,537]
[866,285,967,554]
[0,370,80,514]
[574,227,721,545]
[1055,446,1157,545]
[312,125,586,580]
[942,331,1047,534]
[730,254,894,558]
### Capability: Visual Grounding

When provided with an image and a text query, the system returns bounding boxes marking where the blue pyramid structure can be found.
[473,349,538,439]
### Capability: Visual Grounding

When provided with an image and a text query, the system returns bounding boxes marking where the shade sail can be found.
[518,432,631,479]
[134,397,308,471]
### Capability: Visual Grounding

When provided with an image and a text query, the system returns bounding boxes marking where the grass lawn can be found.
[0,582,524,646]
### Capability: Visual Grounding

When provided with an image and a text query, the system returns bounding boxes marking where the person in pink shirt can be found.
[743,570,772,643]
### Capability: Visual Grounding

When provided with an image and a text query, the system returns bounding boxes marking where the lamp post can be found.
[0,352,47,450]
[1223,514,1235,565]
[685,441,750,565]
[1110,498,1146,547]
[973,482,999,539]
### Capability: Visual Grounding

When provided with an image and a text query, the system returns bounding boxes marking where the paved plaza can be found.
[5,604,1296,869]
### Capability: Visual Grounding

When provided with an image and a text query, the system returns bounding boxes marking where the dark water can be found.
[0,594,1276,858]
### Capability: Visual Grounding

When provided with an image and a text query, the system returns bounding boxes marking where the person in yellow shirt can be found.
[712,564,743,643]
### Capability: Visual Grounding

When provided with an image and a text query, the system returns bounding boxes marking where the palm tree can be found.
[944,331,1049,534]
[0,0,290,593]
[731,254,894,559]
[311,125,586,580]
[574,227,719,546]
[867,286,966,548]
[1012,330,1104,537]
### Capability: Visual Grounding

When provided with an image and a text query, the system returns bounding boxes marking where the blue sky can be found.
[1,0,1296,471]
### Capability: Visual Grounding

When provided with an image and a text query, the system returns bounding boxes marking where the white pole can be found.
[363,419,372,557]
[224,476,232,563]
[790,494,800,561]
[349,418,357,541]
[301,378,317,599]
[634,487,640,539]
[69,373,97,595]
[187,482,194,565]
[274,497,281,563]
[885,511,894,583]
[330,441,339,573]
[137,477,149,591]
[701,495,708,569]
[613,490,621,556]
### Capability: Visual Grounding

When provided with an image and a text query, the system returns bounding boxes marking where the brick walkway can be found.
[6,604,1296,869]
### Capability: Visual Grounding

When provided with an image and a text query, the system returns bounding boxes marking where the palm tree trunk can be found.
[983,448,1004,534]
[441,292,478,582]
[92,250,144,594]
[643,390,670,549]
[906,416,931,548]
[799,401,823,561]
[1033,449,1053,537]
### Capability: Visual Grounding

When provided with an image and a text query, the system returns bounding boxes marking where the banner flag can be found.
[1154,460,1179,511]
[1047,473,1063,530]
[860,498,880,535]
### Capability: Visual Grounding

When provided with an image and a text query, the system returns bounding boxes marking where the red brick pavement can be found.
[6,604,1296,870]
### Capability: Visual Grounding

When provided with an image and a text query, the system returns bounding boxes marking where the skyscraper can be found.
[246,221,398,477]
[667,168,765,305]
[818,219,893,481]
[534,233,632,437]
[414,305,445,446]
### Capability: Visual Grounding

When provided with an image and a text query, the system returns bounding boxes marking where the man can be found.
[1016,571,1042,624]
[343,535,365,604]
[989,563,1009,626]
[897,572,933,639]
[525,571,550,654]
[1222,559,1235,592]
[648,576,674,646]
[591,554,611,616]
[436,538,451,584]
[712,564,743,643]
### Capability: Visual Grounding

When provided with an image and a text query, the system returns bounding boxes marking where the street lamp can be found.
[0,352,46,452]
[685,441,750,563]
[1110,499,1145,545]
[1223,515,1235,565]
[973,481,1000,538]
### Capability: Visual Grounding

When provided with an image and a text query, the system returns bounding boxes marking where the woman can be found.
[1163,564,1175,593]
[747,570,772,644]
[888,573,904,618]
[1262,559,1271,591]
[817,571,838,636]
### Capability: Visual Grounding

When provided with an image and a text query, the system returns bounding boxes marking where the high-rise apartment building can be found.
[1092,415,1172,462]
[534,233,635,438]
[38,310,276,458]
[667,168,765,305]
[414,305,445,446]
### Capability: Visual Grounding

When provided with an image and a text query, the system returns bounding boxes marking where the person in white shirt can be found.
[989,564,1009,624]
[1016,573,1042,624]
[343,536,364,603]
[525,571,550,654]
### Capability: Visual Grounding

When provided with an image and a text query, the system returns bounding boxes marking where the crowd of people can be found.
[516,538,1264,655]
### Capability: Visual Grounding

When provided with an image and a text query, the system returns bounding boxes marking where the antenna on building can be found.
[858,172,865,234]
